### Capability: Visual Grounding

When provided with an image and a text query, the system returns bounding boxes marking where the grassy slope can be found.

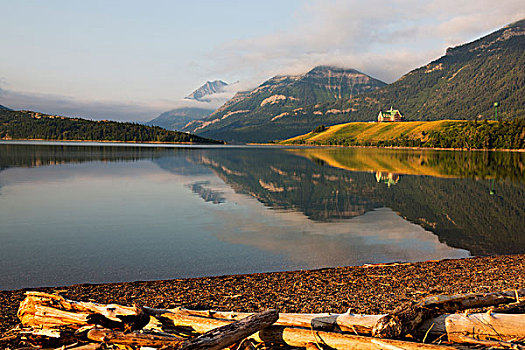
[283,118,525,150]
[284,120,462,144]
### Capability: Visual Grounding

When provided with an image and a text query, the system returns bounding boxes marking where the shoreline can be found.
[2,139,524,152]
[270,142,525,153]
[2,254,524,337]
[0,138,224,145]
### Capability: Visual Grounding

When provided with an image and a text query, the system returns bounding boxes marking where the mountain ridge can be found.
[316,18,525,123]
[182,66,386,141]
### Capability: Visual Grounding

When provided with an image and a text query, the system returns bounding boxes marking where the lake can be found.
[1,141,524,290]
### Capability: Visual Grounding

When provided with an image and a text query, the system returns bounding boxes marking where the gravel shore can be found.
[2,254,525,347]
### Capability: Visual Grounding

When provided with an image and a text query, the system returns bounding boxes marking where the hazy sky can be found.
[1,0,524,121]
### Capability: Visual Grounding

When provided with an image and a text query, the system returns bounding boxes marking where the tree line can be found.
[0,109,223,144]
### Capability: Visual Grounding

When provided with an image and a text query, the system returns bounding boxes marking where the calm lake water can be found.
[1,141,524,290]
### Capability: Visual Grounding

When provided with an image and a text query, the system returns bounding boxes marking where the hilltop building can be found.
[375,171,400,187]
[378,107,404,122]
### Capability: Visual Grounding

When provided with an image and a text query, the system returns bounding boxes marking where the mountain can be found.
[182,66,386,142]
[0,108,223,144]
[315,18,525,123]
[146,107,214,131]
[185,19,525,143]
[185,80,229,102]
[0,105,12,111]
[146,80,230,131]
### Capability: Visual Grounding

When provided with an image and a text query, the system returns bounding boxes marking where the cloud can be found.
[154,81,243,111]
[205,0,525,84]
[3,1,524,120]
[0,87,165,122]
[0,81,243,120]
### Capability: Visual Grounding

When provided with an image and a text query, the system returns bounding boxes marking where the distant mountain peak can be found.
[0,104,12,111]
[185,80,229,102]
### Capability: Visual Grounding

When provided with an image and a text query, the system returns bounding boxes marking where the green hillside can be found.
[283,119,525,149]
[0,109,223,144]
[182,66,386,142]
[318,18,525,123]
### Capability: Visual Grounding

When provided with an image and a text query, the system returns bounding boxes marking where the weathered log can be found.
[146,307,384,334]
[177,309,279,350]
[0,334,18,343]
[419,312,525,342]
[451,335,525,350]
[18,292,144,330]
[55,344,103,350]
[151,306,525,343]
[86,310,278,349]
[151,310,459,349]
[19,292,525,342]
[372,288,525,339]
[256,326,461,350]
[87,328,183,347]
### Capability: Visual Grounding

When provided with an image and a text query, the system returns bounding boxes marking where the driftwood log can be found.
[372,288,525,338]
[255,327,461,350]
[16,291,525,349]
[84,315,464,350]
[146,306,384,333]
[86,310,278,349]
[87,328,184,347]
[178,309,278,350]
[150,305,525,343]
[18,292,138,330]
[419,312,525,342]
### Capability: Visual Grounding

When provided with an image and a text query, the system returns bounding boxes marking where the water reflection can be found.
[290,148,525,182]
[0,142,523,290]
[173,147,524,256]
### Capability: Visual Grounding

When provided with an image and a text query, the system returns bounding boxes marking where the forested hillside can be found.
[316,18,525,123]
[0,109,223,144]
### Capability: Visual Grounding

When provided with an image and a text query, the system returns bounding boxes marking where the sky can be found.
[1,0,524,122]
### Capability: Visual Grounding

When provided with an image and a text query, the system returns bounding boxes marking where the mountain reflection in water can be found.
[189,147,524,256]
[0,142,523,289]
